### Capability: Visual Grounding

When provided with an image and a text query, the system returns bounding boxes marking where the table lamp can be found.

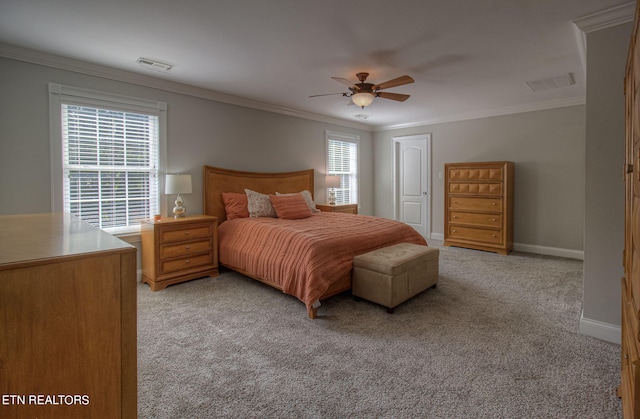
[165,174,192,217]
[326,175,341,205]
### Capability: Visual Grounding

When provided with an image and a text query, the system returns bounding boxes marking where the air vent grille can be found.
[136,57,172,73]
[526,73,574,92]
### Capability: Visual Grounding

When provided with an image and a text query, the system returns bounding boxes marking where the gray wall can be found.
[373,105,587,252]
[0,57,373,217]
[582,22,631,329]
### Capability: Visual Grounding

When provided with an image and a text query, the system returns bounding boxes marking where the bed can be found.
[203,165,428,318]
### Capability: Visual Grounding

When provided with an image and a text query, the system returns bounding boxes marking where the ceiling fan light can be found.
[351,92,375,108]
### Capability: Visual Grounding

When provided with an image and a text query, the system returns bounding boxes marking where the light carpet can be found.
[137,243,622,418]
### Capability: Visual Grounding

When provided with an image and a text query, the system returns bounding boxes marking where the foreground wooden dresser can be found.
[444,161,514,255]
[0,213,137,419]
[621,2,640,417]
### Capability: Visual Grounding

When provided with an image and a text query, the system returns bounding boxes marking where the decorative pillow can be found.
[222,192,249,220]
[245,189,277,218]
[269,194,313,220]
[276,190,319,213]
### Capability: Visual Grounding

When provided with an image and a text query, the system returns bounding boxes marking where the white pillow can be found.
[245,189,277,218]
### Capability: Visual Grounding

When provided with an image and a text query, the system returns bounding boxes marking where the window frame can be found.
[325,130,360,206]
[49,83,167,234]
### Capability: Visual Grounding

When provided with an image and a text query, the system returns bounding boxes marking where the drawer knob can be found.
[452,229,457,233]
[492,218,496,221]
[185,260,190,264]
[452,215,457,218]
[492,234,497,237]
[185,245,191,249]
[491,203,496,206]
[184,231,190,235]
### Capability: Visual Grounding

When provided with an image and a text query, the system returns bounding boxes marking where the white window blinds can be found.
[61,103,160,233]
[327,133,359,204]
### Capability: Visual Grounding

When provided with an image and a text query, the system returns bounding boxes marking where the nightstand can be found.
[316,203,358,214]
[141,215,219,291]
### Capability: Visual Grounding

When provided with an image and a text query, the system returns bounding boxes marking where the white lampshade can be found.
[326,175,341,188]
[165,174,192,195]
[351,92,375,108]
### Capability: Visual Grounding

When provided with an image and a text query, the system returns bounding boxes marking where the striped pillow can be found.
[269,193,313,220]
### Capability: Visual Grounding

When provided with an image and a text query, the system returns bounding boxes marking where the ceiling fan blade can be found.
[373,75,414,91]
[332,77,359,90]
[309,93,345,98]
[377,92,411,102]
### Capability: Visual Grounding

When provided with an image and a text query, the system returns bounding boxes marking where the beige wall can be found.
[373,105,587,252]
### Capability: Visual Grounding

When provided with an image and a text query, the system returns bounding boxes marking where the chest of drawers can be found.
[141,215,219,290]
[444,161,514,255]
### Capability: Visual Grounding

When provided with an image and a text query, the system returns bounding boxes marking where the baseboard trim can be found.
[579,311,621,344]
[513,242,584,260]
[429,232,444,241]
[430,236,583,260]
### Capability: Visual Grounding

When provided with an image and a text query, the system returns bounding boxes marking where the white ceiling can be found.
[0,0,635,130]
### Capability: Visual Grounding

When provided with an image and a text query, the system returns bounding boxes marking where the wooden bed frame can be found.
[203,165,351,318]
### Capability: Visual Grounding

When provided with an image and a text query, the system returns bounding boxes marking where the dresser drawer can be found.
[160,239,213,259]
[449,183,502,195]
[450,211,502,227]
[160,253,214,275]
[159,224,213,243]
[448,226,503,244]
[448,167,503,181]
[449,197,502,212]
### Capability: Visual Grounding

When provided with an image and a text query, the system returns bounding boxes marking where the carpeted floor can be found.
[137,243,622,418]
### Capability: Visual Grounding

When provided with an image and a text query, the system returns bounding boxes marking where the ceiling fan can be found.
[310,72,415,109]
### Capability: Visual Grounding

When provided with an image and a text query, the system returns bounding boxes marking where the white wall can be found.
[373,105,587,253]
[0,57,373,217]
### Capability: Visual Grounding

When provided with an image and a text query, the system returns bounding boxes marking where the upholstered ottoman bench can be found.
[352,243,439,313]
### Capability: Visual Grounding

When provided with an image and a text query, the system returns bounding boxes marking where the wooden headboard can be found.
[203,165,315,222]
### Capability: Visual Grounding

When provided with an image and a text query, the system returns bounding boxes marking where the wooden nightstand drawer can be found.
[160,238,213,259]
[160,253,215,275]
[160,224,212,243]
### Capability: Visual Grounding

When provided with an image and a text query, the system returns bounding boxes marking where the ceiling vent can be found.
[136,57,172,73]
[526,73,575,92]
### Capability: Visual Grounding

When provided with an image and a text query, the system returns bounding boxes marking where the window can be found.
[49,84,166,234]
[326,131,359,205]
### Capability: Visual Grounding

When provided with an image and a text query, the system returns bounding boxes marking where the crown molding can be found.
[374,96,586,131]
[0,41,600,134]
[0,42,371,131]
[573,1,635,33]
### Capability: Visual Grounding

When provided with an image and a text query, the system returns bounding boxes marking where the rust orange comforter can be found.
[217,212,427,310]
